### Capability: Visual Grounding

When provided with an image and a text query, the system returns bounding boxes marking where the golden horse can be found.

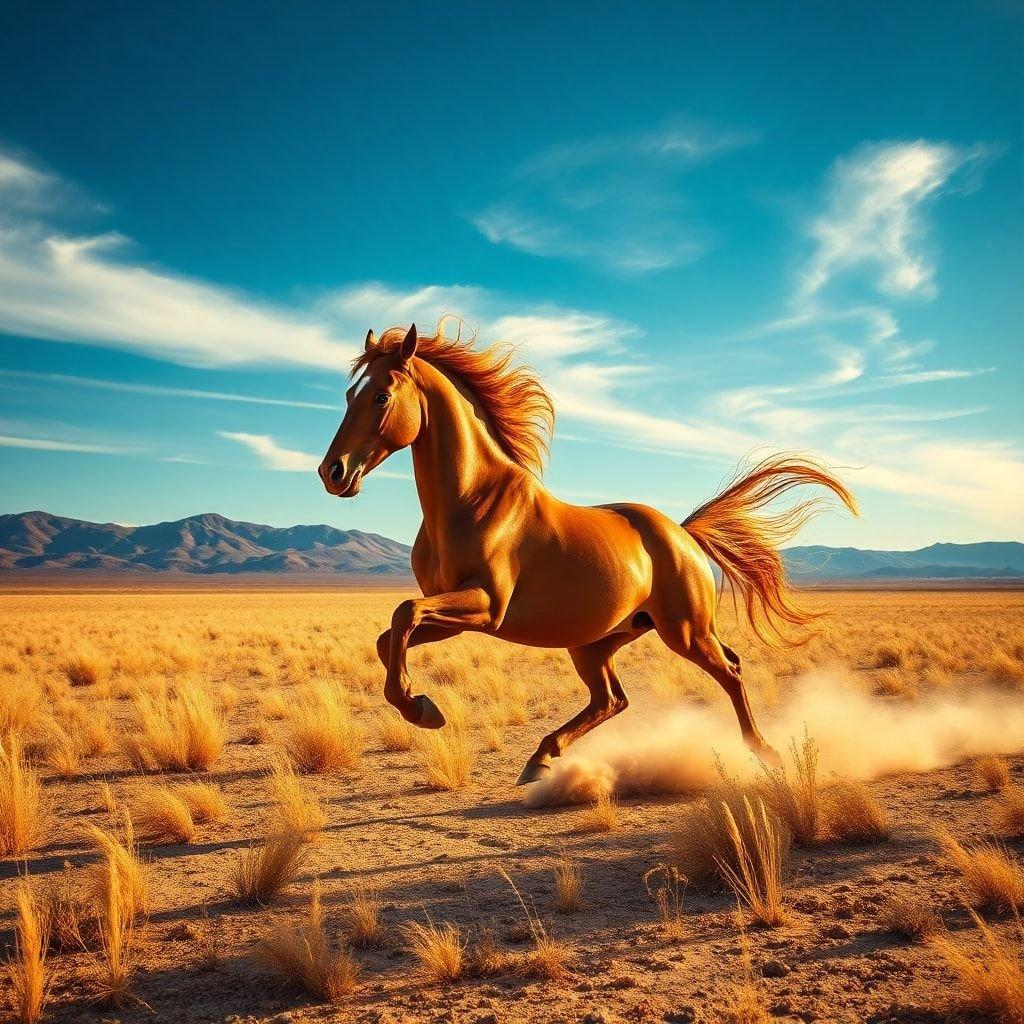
[318,324,858,784]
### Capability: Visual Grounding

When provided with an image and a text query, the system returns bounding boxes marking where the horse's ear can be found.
[364,329,376,352]
[400,323,418,363]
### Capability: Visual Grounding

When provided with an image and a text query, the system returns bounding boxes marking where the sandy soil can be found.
[2,588,1023,1024]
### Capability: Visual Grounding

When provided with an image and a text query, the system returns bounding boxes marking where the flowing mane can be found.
[352,323,555,474]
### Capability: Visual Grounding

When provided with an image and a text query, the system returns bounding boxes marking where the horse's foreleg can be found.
[385,586,497,729]
[376,624,460,726]
[518,635,631,786]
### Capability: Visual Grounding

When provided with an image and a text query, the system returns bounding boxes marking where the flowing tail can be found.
[683,453,859,646]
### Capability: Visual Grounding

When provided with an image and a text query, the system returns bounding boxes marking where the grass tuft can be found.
[259,883,359,1002]
[930,911,1024,1022]
[936,827,1024,913]
[5,879,51,1024]
[553,858,584,913]
[122,681,226,773]
[0,735,44,856]
[400,918,465,983]
[716,797,789,927]
[232,830,306,906]
[825,779,891,843]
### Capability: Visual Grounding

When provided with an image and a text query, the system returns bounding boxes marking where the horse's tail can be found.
[683,452,858,646]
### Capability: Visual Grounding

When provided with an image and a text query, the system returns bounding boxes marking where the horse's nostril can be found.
[328,460,343,484]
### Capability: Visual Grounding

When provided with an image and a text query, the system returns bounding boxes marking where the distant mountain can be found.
[1,511,1020,582]
[783,542,1024,581]
[0,511,412,576]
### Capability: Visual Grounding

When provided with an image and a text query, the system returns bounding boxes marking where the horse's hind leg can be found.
[655,619,782,768]
[517,633,634,786]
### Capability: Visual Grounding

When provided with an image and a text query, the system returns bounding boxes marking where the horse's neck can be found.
[410,364,521,536]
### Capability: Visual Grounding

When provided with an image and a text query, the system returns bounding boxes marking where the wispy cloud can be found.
[218,431,319,472]
[471,121,758,273]
[219,430,413,479]
[799,140,992,302]
[0,433,136,454]
[0,148,351,370]
[0,368,340,411]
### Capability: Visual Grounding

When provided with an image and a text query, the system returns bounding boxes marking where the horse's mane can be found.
[352,321,555,474]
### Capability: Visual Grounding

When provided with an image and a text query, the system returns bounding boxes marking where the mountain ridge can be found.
[0,511,412,575]
[1,511,1022,580]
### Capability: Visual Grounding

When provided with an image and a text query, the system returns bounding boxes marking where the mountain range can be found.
[0,511,412,575]
[1,511,1021,581]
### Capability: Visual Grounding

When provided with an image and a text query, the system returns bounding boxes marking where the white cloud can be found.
[218,431,319,472]
[471,121,757,273]
[0,149,352,370]
[799,140,990,302]
[0,434,136,454]
[219,430,413,479]
[0,368,340,411]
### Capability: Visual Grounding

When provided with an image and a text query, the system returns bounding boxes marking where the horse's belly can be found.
[494,540,651,648]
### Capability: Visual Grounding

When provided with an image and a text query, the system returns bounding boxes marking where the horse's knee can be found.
[375,629,391,665]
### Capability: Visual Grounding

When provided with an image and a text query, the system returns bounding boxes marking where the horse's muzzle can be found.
[318,457,363,497]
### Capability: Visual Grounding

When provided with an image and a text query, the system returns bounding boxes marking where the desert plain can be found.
[2,586,1024,1024]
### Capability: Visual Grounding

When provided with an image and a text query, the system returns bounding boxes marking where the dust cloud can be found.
[525,670,1024,807]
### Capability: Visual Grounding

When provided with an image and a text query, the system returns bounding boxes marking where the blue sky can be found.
[0,1,1021,549]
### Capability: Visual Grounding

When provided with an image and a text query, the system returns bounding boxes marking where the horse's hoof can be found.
[516,761,551,786]
[411,694,446,730]
[757,744,784,770]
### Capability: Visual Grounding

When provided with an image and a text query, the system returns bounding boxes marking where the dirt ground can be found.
[2,587,1023,1023]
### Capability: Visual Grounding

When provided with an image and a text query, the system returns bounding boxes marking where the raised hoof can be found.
[411,694,446,730]
[756,744,784,770]
[516,761,551,786]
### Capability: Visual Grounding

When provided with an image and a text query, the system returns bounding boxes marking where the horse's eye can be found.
[374,392,390,405]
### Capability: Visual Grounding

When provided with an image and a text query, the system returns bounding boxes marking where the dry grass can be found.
[756,731,822,846]
[717,797,789,926]
[0,735,44,855]
[672,786,791,893]
[574,790,619,833]
[175,782,229,824]
[122,681,226,772]
[711,979,772,1024]
[553,858,584,913]
[60,650,109,688]
[232,830,306,905]
[643,864,686,940]
[40,721,85,779]
[418,726,476,791]
[5,879,51,1024]
[133,785,196,844]
[519,933,577,980]
[825,779,891,843]
[373,710,413,751]
[877,891,940,940]
[90,856,140,1008]
[42,865,98,951]
[930,912,1024,1022]
[340,883,384,946]
[936,828,1024,913]
[0,678,43,738]
[993,787,1024,839]
[259,884,359,1002]
[269,758,326,837]
[400,918,465,983]
[977,755,1013,793]
[82,814,150,922]
[283,680,365,773]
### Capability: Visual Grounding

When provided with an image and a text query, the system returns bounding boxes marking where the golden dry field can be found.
[2,587,1024,1024]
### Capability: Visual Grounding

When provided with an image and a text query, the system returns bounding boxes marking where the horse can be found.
[318,322,858,784]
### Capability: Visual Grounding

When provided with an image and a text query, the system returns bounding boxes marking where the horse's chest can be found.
[412,527,487,596]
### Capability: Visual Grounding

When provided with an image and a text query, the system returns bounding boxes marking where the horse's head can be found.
[318,324,423,497]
